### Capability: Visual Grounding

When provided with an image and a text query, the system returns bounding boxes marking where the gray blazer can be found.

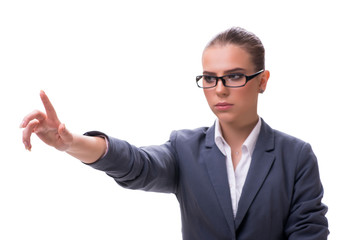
[86,119,329,239]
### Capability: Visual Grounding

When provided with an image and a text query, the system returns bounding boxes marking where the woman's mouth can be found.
[215,102,233,111]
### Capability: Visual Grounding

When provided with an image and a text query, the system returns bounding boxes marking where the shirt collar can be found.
[214,117,262,156]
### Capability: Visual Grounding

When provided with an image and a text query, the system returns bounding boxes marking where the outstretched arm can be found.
[20,90,106,164]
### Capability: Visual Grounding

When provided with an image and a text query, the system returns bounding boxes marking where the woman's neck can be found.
[219,115,259,147]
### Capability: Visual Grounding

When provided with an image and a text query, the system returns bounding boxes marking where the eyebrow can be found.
[203,67,246,75]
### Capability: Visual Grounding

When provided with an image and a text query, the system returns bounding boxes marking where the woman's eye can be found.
[204,76,217,82]
[227,74,244,80]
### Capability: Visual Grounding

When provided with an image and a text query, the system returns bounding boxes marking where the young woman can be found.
[20,27,329,239]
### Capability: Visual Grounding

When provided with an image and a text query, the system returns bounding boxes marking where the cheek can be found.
[203,90,213,103]
[233,88,253,99]
[232,88,258,108]
[239,81,260,99]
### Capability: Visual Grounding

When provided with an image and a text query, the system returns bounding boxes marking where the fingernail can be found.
[19,121,25,128]
[24,141,30,151]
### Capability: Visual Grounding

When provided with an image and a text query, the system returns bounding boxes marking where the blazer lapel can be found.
[204,125,235,235]
[234,119,276,229]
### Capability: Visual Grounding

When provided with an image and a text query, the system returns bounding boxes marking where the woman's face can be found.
[202,44,269,126]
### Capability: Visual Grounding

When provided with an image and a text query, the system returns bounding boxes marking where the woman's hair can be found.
[205,27,265,71]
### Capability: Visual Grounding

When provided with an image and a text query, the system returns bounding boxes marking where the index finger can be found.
[40,90,59,122]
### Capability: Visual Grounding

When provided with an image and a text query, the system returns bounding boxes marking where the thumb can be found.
[58,123,73,143]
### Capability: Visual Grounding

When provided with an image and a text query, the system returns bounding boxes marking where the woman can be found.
[20,27,329,239]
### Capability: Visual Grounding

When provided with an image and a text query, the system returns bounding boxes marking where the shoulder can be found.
[170,126,209,142]
[260,121,321,188]
[166,125,215,152]
[273,128,308,148]
[264,123,317,171]
[274,129,314,160]
[260,119,315,161]
[261,119,309,149]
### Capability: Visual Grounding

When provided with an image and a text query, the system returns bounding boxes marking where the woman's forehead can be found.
[202,44,253,72]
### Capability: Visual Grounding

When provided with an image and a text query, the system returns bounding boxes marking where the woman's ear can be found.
[259,70,270,94]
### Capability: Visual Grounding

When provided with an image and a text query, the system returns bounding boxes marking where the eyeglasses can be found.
[196,69,264,89]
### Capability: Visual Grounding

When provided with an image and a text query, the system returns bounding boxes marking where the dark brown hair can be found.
[205,27,265,71]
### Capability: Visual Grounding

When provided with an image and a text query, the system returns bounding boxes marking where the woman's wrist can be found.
[66,134,107,164]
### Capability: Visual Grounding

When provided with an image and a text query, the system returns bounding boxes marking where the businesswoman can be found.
[20,27,329,239]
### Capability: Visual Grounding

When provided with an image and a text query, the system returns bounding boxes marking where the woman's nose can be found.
[215,79,229,96]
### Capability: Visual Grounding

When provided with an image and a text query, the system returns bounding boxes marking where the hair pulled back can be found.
[206,27,265,71]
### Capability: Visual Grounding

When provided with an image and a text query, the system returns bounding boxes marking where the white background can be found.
[1,0,359,239]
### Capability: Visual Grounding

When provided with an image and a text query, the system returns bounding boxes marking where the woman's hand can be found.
[20,90,73,151]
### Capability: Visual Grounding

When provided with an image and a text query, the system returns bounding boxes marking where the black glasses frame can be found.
[196,69,264,89]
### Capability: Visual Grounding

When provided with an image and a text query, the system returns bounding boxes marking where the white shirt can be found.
[214,118,262,217]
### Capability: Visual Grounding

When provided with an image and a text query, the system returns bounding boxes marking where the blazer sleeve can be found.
[285,142,329,239]
[84,131,179,194]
